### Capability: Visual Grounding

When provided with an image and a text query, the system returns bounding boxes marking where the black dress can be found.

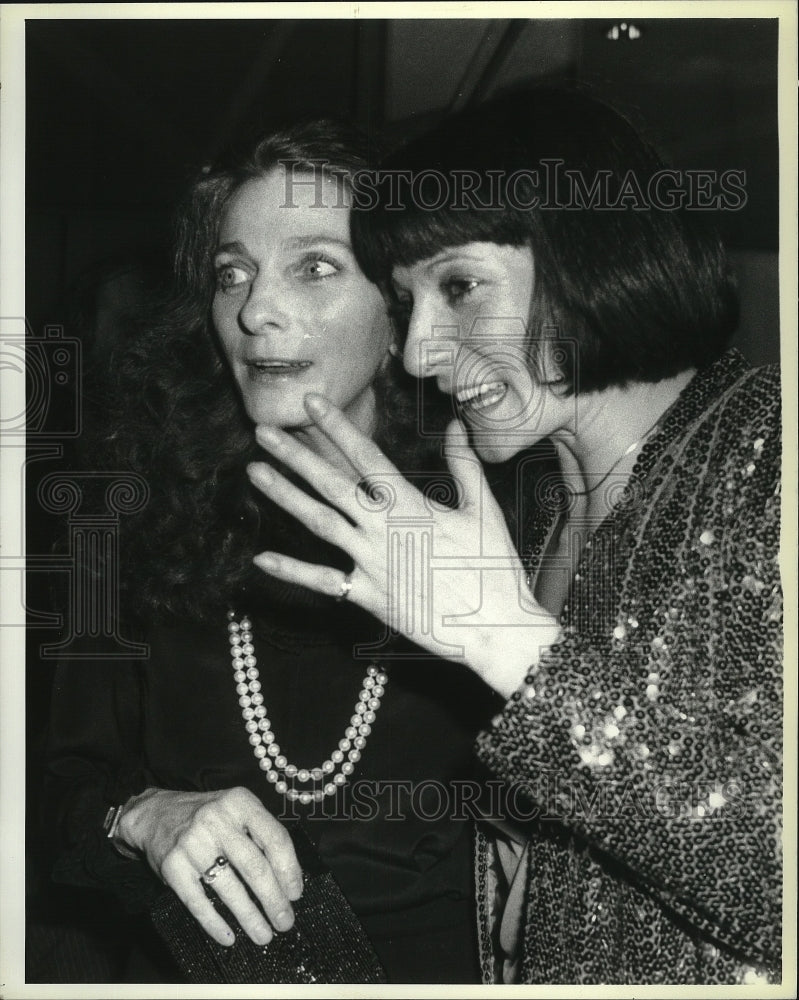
[44,575,498,984]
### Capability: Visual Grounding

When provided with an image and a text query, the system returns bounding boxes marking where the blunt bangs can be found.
[350,86,740,392]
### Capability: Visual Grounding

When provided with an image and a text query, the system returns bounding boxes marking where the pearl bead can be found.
[230,614,388,805]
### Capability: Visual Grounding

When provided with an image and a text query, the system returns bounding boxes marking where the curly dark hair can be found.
[83,119,451,625]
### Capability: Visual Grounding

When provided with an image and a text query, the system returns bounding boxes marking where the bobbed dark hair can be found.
[86,118,444,624]
[351,87,739,394]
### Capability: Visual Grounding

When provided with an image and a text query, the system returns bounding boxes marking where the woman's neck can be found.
[552,369,695,521]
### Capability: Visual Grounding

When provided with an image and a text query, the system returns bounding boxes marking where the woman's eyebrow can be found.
[283,235,352,251]
[426,252,484,271]
[214,240,249,257]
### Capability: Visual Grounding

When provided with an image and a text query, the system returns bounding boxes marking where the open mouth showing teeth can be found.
[247,360,313,373]
[455,381,508,412]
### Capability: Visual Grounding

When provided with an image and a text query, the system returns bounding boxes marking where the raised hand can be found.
[116,786,303,946]
[248,394,561,697]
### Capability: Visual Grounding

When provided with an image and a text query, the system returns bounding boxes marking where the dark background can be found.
[24,15,781,983]
[27,17,780,359]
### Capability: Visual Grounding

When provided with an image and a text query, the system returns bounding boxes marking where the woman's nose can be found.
[238,275,291,336]
[403,305,458,379]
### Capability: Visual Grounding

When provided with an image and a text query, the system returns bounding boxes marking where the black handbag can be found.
[149,823,386,984]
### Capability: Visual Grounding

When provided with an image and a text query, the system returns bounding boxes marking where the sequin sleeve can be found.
[475,365,782,968]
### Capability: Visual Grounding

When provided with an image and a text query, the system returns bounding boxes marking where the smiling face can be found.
[212,168,392,435]
[392,242,573,462]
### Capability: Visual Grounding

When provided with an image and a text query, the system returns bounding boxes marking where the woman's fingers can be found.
[221,833,298,936]
[247,461,356,551]
[443,419,490,513]
[244,804,304,902]
[254,551,361,603]
[303,393,400,481]
[161,853,239,947]
[254,425,365,521]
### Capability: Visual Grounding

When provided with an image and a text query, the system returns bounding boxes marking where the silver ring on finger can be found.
[201,855,230,885]
[335,572,353,603]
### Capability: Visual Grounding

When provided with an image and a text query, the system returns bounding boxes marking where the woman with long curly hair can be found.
[44,119,502,984]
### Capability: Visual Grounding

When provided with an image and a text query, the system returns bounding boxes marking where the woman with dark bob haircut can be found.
[44,119,498,984]
[245,89,783,985]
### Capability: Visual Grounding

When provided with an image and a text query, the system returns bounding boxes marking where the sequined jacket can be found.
[474,351,782,985]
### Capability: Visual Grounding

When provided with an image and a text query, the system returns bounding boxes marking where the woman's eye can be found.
[297,256,339,280]
[443,278,480,302]
[215,264,250,291]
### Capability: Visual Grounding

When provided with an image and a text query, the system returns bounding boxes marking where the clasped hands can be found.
[248,393,561,699]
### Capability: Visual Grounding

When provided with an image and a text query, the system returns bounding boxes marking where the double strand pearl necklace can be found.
[228,612,389,805]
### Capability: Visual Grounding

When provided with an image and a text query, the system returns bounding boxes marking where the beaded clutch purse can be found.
[149,824,386,984]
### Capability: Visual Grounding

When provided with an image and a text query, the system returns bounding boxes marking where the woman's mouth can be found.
[245,359,313,378]
[455,381,508,413]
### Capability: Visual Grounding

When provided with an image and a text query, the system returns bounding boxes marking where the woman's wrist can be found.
[472,617,562,699]
[113,787,164,855]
